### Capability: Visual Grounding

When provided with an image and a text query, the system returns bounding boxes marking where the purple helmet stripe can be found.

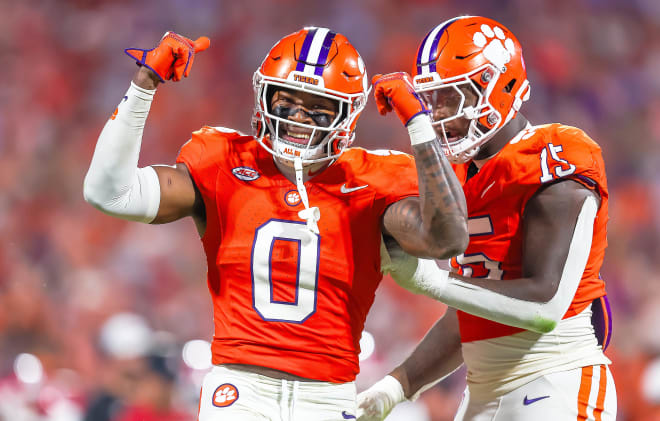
[415,30,433,74]
[296,27,318,72]
[417,18,461,74]
[314,30,337,76]
[429,18,459,73]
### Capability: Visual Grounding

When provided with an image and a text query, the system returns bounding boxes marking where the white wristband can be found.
[407,114,436,145]
[378,375,406,404]
[357,375,406,420]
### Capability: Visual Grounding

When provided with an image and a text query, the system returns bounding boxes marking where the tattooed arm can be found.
[373,71,468,259]
[382,132,468,259]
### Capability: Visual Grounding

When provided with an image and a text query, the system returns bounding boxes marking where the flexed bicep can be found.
[382,197,428,256]
[373,72,468,259]
[382,138,469,260]
[151,164,204,224]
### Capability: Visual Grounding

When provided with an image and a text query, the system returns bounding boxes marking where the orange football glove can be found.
[125,32,210,83]
[372,72,430,126]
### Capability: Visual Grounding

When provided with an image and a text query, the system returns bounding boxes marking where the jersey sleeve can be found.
[506,124,608,204]
[175,126,231,196]
[550,125,607,198]
[370,150,420,207]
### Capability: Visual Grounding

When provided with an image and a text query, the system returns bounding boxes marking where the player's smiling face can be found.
[269,89,339,147]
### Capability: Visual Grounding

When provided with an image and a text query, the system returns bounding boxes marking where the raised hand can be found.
[372,72,429,126]
[125,32,210,83]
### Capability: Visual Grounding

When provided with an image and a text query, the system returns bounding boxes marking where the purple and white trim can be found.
[295,27,337,76]
[416,17,461,75]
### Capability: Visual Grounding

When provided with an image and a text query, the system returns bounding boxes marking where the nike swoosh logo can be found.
[341,411,356,419]
[340,184,368,194]
[523,395,550,405]
[481,181,496,198]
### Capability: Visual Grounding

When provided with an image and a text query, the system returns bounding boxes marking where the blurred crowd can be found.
[1,0,660,419]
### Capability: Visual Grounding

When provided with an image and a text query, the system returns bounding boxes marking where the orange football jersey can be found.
[450,124,609,343]
[176,127,419,382]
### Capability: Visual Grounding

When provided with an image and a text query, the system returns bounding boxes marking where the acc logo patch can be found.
[232,167,260,181]
[212,383,239,408]
[284,189,302,206]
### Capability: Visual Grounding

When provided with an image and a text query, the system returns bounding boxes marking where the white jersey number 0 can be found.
[251,219,319,323]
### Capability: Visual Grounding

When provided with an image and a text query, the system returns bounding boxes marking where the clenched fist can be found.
[125,31,210,83]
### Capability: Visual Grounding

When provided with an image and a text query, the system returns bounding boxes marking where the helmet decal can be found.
[475,24,517,70]
[416,17,462,75]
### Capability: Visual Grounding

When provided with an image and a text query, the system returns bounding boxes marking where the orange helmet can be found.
[252,27,370,164]
[412,16,530,163]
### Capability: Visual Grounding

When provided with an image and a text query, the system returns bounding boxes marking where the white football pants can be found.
[454,365,616,421]
[198,365,358,421]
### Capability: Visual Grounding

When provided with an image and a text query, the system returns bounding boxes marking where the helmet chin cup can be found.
[452,144,480,164]
[270,126,331,164]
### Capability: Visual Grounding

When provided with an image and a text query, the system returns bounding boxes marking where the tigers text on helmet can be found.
[412,16,530,163]
[252,27,370,164]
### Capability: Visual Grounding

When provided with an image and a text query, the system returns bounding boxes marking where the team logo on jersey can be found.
[212,383,239,407]
[232,167,260,181]
[284,189,302,206]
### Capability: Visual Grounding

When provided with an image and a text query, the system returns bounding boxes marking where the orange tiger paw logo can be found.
[212,383,239,407]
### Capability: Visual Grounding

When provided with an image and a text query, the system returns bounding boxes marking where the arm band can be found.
[83,82,161,223]
[407,114,436,145]
[385,195,598,333]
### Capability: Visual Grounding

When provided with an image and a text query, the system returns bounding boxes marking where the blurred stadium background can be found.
[1,0,660,419]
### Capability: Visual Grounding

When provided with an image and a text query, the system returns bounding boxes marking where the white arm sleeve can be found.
[83,82,161,223]
[386,195,598,334]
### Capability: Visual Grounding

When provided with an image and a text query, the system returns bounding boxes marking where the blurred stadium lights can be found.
[14,353,44,385]
[99,312,153,359]
[182,339,213,370]
[642,357,660,404]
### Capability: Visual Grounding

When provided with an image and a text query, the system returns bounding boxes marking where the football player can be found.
[83,28,468,420]
[358,16,616,421]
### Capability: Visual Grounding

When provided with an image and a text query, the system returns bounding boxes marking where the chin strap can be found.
[294,157,320,234]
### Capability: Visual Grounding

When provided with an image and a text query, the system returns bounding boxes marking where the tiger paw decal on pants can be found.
[212,383,239,407]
